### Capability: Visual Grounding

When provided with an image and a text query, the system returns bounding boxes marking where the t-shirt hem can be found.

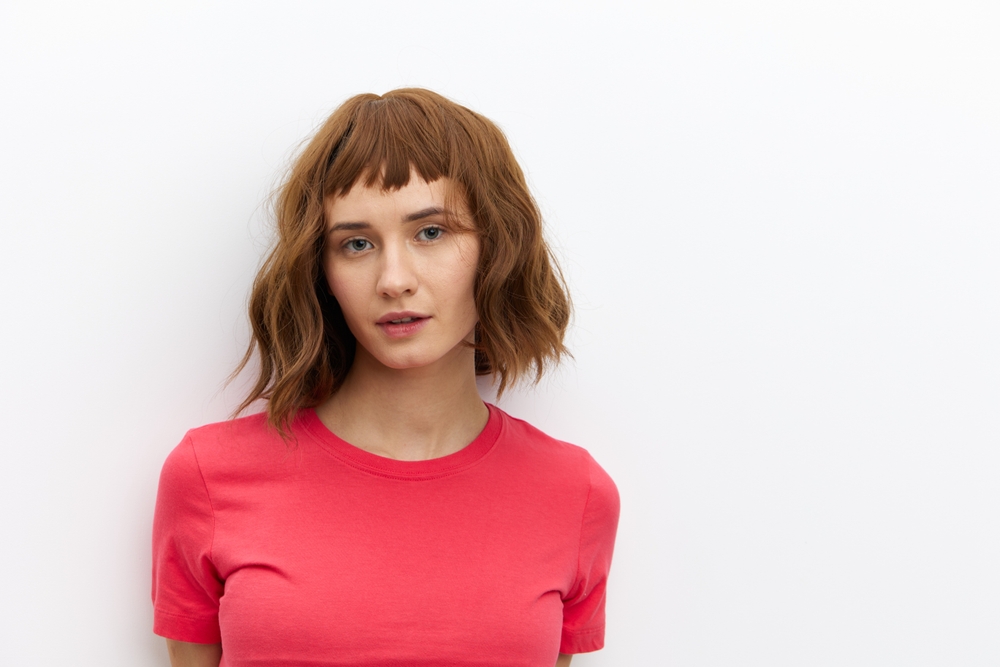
[560,625,605,654]
[153,608,222,644]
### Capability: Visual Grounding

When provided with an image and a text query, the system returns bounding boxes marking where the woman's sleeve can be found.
[151,434,224,643]
[560,453,621,654]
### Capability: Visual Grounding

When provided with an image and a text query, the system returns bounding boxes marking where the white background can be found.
[1,1,998,665]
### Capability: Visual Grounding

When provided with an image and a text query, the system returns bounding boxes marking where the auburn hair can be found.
[233,88,571,432]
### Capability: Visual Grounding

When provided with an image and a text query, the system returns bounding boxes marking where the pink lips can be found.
[376,312,430,339]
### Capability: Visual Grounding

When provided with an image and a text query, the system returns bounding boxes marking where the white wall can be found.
[2,1,998,665]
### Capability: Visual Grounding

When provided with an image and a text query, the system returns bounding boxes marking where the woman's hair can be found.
[233,88,571,432]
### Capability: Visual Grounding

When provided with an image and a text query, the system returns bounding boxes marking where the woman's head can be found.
[236,88,571,431]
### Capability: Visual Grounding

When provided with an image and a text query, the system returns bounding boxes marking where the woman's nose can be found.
[376,243,418,298]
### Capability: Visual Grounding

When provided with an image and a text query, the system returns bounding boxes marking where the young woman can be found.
[152,88,620,667]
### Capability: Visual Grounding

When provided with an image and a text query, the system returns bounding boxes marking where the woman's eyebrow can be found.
[328,207,449,234]
[404,206,446,222]
[327,221,370,233]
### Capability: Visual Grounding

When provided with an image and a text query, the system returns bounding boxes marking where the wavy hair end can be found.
[231,88,572,435]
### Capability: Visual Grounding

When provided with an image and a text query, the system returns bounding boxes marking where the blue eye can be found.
[419,227,443,241]
[345,238,372,253]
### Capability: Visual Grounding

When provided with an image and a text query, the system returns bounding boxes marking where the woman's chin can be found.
[364,350,443,372]
[379,351,477,375]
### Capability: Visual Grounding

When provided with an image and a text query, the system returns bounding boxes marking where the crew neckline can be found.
[299,402,503,480]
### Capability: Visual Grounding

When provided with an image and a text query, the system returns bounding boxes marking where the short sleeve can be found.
[151,434,224,643]
[560,453,621,654]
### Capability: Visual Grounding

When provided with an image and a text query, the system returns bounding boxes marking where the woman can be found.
[152,88,620,667]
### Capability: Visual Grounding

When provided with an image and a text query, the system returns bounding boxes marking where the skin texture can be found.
[315,172,488,461]
[165,640,221,667]
[163,173,574,667]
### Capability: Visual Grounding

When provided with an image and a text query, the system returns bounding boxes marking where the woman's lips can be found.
[377,316,430,339]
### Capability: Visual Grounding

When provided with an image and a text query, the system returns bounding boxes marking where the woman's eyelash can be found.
[341,226,445,253]
[418,226,445,241]
[343,238,372,253]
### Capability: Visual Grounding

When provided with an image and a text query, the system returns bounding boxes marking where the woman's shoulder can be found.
[160,411,295,480]
[183,410,272,443]
[495,407,605,460]
[493,407,619,499]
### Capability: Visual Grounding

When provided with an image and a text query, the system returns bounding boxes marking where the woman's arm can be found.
[556,653,573,667]
[165,639,222,667]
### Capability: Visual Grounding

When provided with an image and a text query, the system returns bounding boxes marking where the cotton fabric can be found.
[151,403,620,667]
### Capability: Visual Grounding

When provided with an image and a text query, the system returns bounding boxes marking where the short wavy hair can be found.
[234,88,571,432]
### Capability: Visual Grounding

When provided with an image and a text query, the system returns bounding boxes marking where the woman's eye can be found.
[345,239,372,253]
[419,226,443,241]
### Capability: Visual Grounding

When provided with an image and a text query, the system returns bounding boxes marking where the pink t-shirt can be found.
[152,403,620,666]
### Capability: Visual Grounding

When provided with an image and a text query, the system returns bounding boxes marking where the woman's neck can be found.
[313,345,489,461]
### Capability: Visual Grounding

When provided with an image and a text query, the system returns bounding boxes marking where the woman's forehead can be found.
[324,173,470,226]
[329,176,443,211]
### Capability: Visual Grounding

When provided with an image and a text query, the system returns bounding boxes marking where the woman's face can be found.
[322,172,480,373]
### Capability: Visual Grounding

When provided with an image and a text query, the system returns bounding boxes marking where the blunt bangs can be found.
[235,88,571,435]
[321,93,462,199]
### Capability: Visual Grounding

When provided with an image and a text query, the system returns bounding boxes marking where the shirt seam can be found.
[186,434,218,576]
[571,454,594,603]
[301,408,505,482]
[316,442,497,480]
[316,453,496,481]
[154,607,219,622]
